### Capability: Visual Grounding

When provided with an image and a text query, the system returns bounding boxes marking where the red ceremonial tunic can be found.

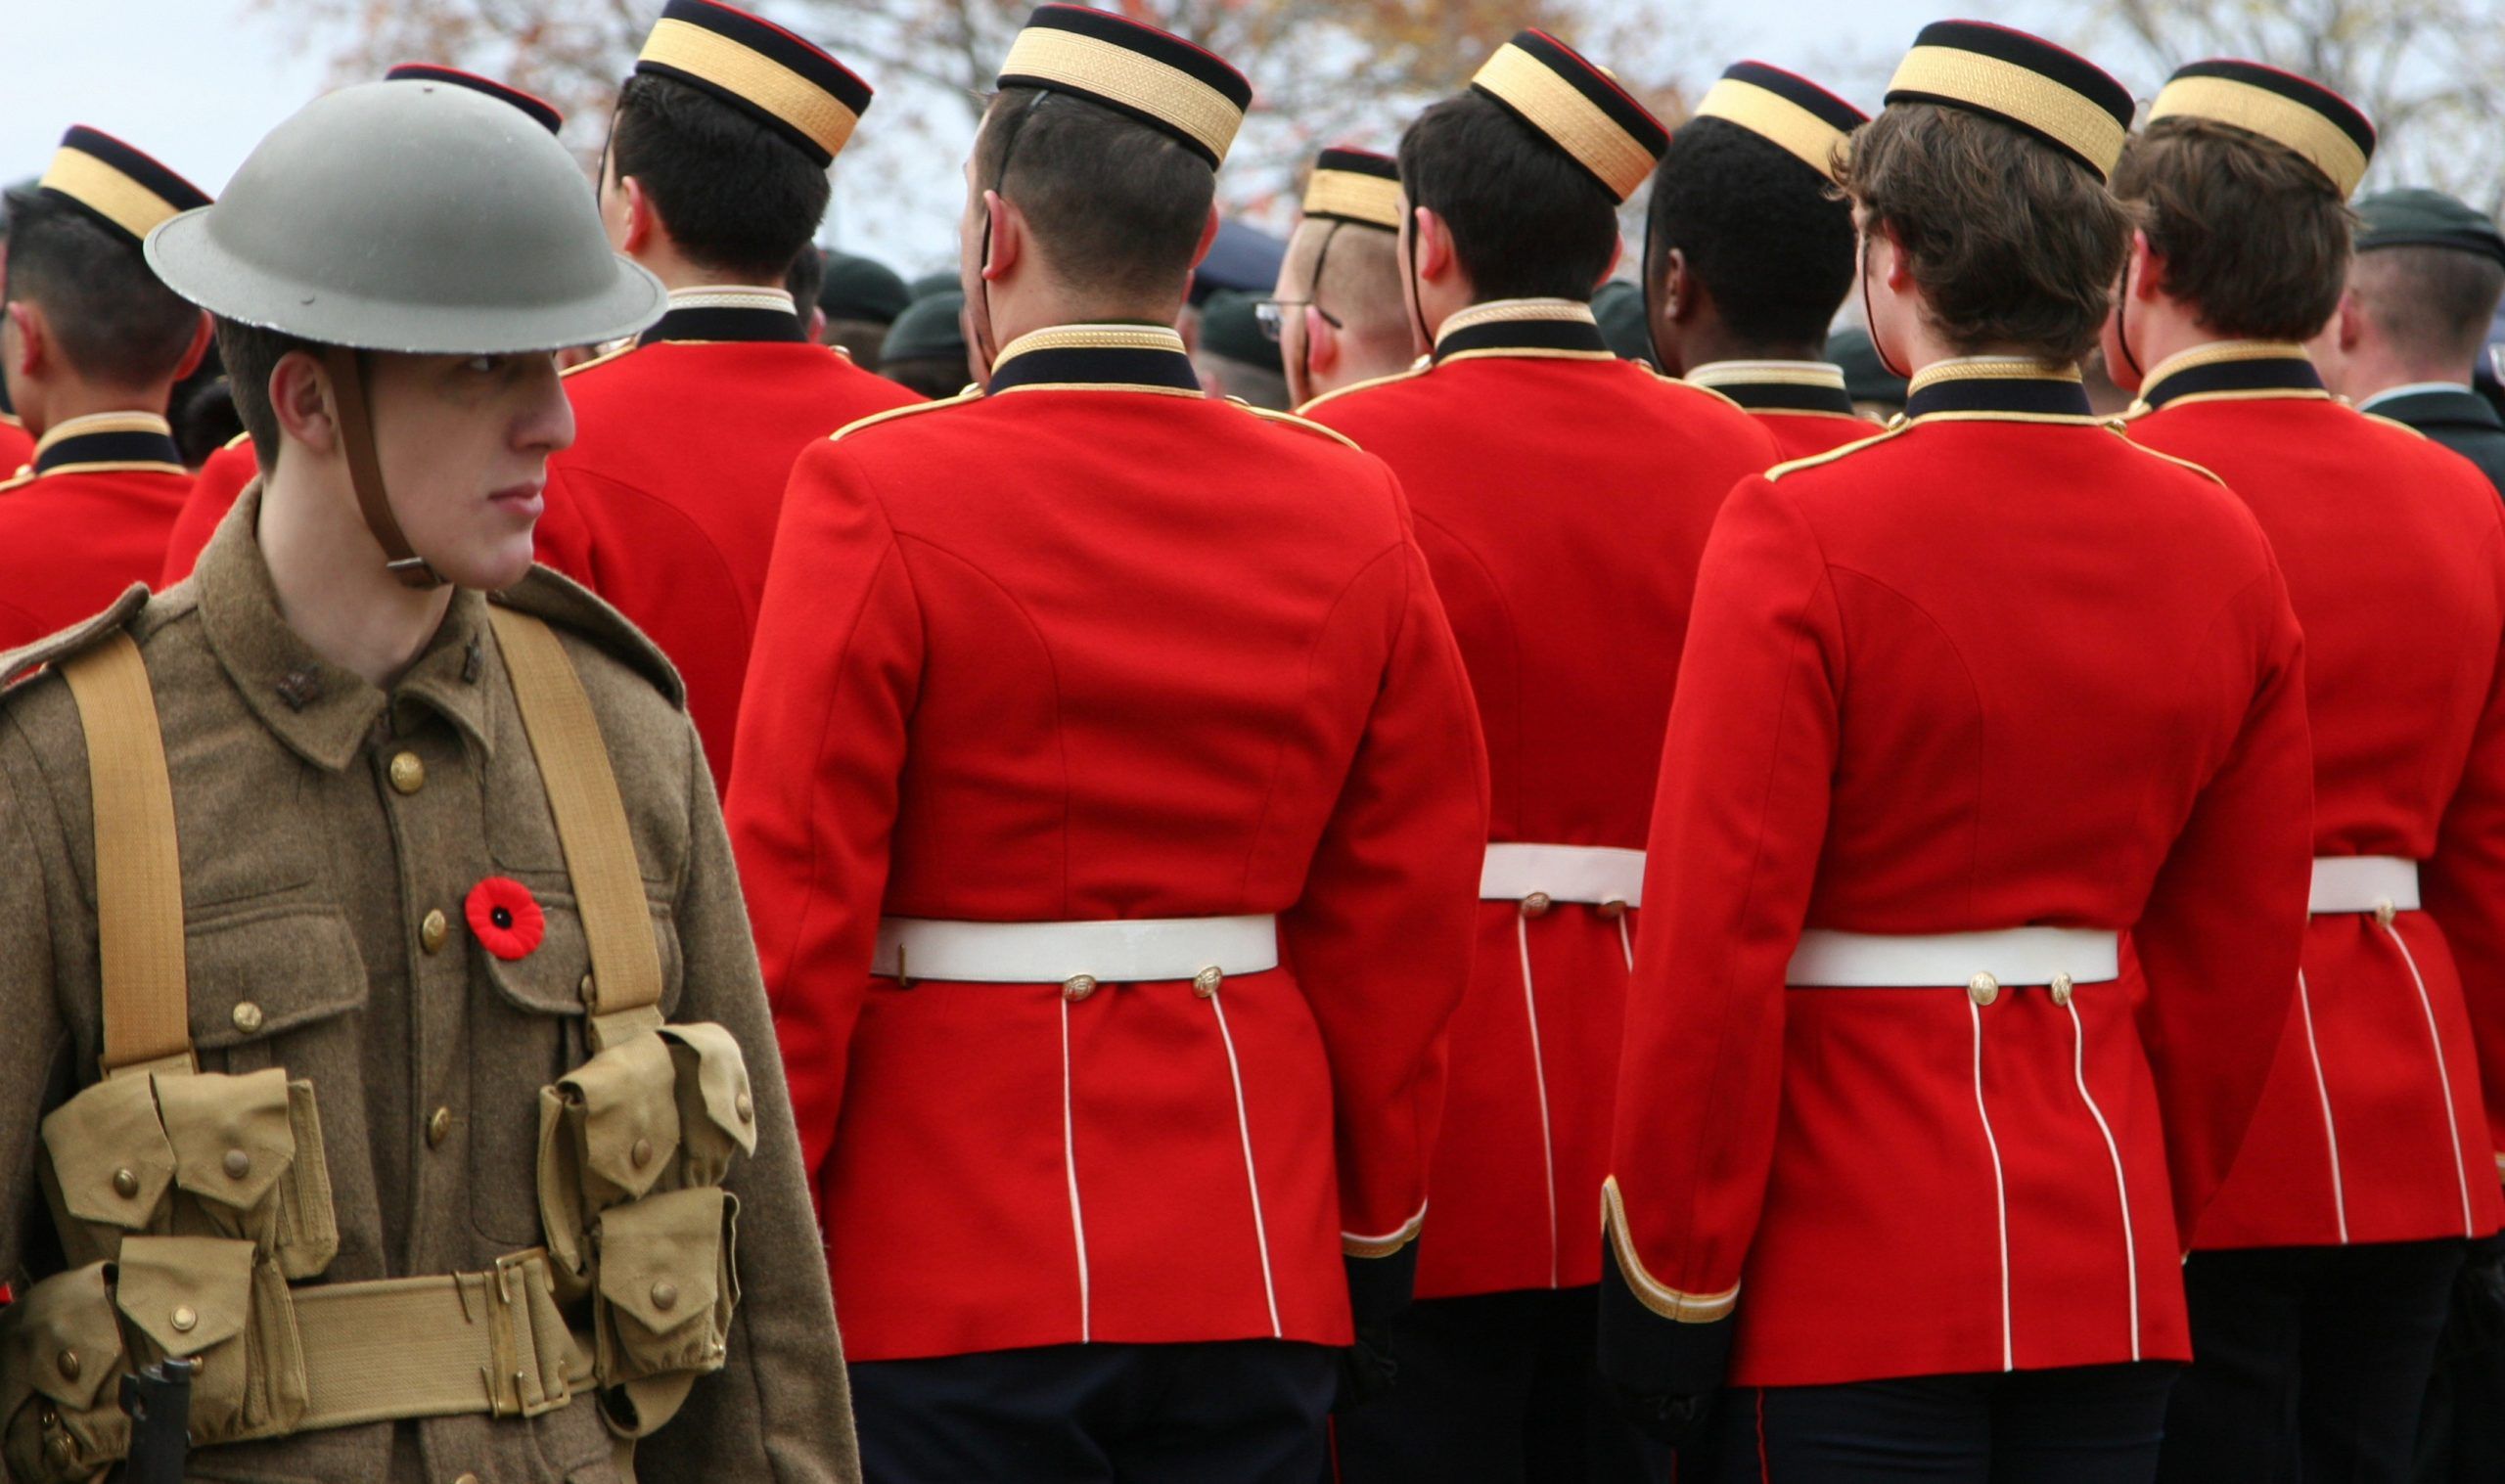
[161,432,255,585]
[535,291,922,796]
[726,324,1488,1363]
[0,414,32,477]
[0,413,192,649]
[1604,361,2315,1389]
[2125,341,2505,1249]
[1685,359,1881,462]
[1301,299,1779,1300]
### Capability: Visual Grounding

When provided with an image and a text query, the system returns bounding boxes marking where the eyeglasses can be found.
[1253,298,1344,341]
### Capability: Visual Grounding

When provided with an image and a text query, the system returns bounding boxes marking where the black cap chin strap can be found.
[973,91,1052,380]
[1859,238,1910,381]
[2112,256,2148,385]
[321,345,442,590]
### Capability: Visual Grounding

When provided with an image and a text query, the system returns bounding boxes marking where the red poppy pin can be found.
[465,877,546,961]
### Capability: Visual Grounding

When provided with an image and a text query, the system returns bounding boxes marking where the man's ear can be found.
[7,301,47,378]
[981,190,1023,282]
[1878,221,1913,292]
[1414,205,1455,285]
[173,311,213,382]
[268,349,339,456]
[1599,235,1623,289]
[2129,229,2165,302]
[2333,288,2366,354]
[1659,247,1696,323]
[617,175,657,256]
[1306,307,1341,374]
[1190,202,1221,271]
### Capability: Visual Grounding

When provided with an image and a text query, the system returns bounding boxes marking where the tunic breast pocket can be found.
[468,884,685,1247]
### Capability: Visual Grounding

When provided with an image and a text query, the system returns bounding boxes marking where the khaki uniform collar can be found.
[194,480,502,772]
[1431,298,1613,364]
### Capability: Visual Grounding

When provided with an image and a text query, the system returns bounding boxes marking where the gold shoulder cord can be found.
[60,632,194,1077]
[486,607,666,1049]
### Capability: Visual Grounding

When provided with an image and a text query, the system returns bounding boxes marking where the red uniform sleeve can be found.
[161,443,256,586]
[1602,476,1841,1359]
[2425,521,2505,1175]
[1277,497,1489,1322]
[724,439,923,1183]
[532,467,598,590]
[2129,560,2314,1241]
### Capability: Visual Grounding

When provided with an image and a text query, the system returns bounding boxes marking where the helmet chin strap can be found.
[1402,209,1435,361]
[322,345,442,590]
[2112,256,2148,384]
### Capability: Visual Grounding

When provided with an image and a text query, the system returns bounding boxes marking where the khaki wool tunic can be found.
[0,490,858,1483]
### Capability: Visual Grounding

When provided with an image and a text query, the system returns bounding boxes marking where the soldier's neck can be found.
[631,235,780,296]
[10,372,177,441]
[258,460,457,690]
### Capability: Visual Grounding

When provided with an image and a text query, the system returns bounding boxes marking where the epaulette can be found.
[495,566,685,709]
[830,388,981,442]
[1295,363,1433,415]
[0,410,23,429]
[2102,427,2227,485]
[2361,411,2431,440]
[560,340,639,380]
[0,584,149,696]
[1764,424,1914,481]
[0,469,35,496]
[1239,403,1361,450]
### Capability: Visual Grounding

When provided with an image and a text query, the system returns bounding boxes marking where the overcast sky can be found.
[9,0,2067,273]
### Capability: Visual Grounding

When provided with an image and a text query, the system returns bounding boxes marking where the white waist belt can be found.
[871,915,1279,984]
[2309,856,2421,915]
[1480,843,1645,907]
[1786,927,2120,987]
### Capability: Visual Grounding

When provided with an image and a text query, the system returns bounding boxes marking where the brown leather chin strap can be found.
[321,344,443,590]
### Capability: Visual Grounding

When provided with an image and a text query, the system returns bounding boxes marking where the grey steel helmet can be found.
[146,78,662,353]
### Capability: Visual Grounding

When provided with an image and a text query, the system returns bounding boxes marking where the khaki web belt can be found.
[57,608,658,1429]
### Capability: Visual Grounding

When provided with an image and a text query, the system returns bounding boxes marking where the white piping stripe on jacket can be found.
[2382,922,2480,1237]
[1515,907,1563,1289]
[1207,988,1284,1336]
[2294,969,2350,1243]
[2065,997,2141,1362]
[1970,995,2015,1372]
[1617,915,1635,972]
[1059,996,1094,1340]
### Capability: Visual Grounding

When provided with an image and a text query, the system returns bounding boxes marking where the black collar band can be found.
[1705,376,1857,417]
[638,304,809,346]
[1903,362,2094,420]
[34,422,184,475]
[987,325,1201,394]
[2138,348,2323,410]
[1432,300,1612,363]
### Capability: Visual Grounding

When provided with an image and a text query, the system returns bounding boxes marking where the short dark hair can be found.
[2353,245,2505,365]
[2,189,200,387]
[215,317,322,472]
[970,87,1214,301]
[1397,89,1618,302]
[785,244,825,315]
[1841,102,2130,363]
[2112,116,2354,341]
[1648,117,1855,347]
[609,71,830,282]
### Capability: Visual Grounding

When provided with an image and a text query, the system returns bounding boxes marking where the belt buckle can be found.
[484,1248,569,1418]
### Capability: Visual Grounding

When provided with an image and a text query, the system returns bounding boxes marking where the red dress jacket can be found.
[536,295,921,795]
[726,325,1488,1363]
[0,413,191,648]
[1685,360,1880,461]
[0,414,31,477]
[1604,362,2315,1389]
[161,433,255,585]
[1303,299,1779,1300]
[2126,342,2505,1249]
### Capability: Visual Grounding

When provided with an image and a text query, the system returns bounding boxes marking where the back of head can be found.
[2350,189,2505,370]
[973,86,1215,303]
[1844,104,2129,363]
[1649,117,1856,349]
[2113,117,2353,341]
[611,70,832,282]
[5,187,201,389]
[1399,89,1618,302]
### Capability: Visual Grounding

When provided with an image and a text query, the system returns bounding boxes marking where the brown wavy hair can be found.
[2111,116,2354,341]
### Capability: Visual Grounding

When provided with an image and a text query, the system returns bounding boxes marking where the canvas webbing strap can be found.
[487,607,665,1047]
[289,1250,591,1426]
[59,632,193,1076]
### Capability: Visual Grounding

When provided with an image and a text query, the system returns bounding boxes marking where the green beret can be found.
[884,289,967,362]
[819,250,911,323]
[908,269,961,302]
[1198,290,1282,375]
[1828,326,1908,409]
[1591,280,1658,367]
[2355,187,2505,267]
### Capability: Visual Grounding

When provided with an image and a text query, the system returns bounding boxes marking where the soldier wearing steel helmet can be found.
[0,75,858,1484]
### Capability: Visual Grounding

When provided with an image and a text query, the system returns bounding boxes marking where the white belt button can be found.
[1063,974,1098,1003]
[1969,972,2000,1008]
[2050,972,2074,1009]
